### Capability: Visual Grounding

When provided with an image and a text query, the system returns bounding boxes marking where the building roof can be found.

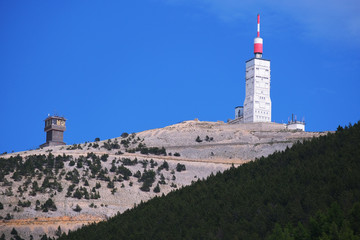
[44,115,67,121]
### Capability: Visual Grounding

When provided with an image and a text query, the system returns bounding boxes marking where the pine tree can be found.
[153,184,160,193]
[11,227,18,235]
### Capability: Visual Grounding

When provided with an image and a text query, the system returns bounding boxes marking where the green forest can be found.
[54,121,360,239]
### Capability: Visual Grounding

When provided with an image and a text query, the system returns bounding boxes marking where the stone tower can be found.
[243,14,272,123]
[40,115,66,148]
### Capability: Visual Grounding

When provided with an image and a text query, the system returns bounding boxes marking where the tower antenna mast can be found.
[257,14,260,37]
[254,14,263,58]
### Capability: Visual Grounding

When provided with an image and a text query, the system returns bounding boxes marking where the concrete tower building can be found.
[243,14,272,123]
[40,115,66,148]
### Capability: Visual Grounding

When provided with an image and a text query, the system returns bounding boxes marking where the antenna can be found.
[254,14,263,58]
[257,14,260,37]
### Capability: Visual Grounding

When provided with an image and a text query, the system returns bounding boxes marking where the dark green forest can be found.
[57,121,360,240]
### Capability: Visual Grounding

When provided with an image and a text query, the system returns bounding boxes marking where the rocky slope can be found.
[136,120,325,162]
[0,120,326,239]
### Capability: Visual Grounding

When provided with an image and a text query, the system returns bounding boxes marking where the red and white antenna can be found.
[257,14,260,37]
[254,14,263,58]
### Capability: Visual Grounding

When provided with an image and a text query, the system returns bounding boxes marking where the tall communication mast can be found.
[243,14,272,123]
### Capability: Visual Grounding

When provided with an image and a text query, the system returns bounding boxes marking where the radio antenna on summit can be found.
[257,14,260,37]
[254,14,263,58]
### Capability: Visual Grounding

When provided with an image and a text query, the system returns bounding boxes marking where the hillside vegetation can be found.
[0,132,228,239]
[58,121,360,240]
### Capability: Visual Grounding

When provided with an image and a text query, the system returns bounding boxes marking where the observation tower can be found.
[40,115,67,148]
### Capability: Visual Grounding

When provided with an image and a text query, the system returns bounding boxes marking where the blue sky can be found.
[1,0,359,153]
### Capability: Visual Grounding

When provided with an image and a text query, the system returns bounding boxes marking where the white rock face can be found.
[136,120,324,162]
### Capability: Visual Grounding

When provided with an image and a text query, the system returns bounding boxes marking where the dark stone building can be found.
[40,115,66,148]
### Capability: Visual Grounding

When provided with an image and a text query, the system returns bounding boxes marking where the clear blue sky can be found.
[1,0,359,153]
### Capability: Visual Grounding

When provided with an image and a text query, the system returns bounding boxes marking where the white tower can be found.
[243,14,272,123]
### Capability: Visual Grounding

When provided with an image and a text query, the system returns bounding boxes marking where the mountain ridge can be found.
[0,120,327,239]
[58,121,360,240]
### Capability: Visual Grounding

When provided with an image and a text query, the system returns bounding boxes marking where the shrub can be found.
[121,132,129,138]
[95,138,100,142]
[35,200,41,210]
[140,170,155,182]
[139,170,156,191]
[133,170,141,178]
[11,228,17,235]
[140,181,151,192]
[140,160,148,168]
[55,226,62,237]
[76,161,83,168]
[107,181,115,189]
[41,198,57,212]
[159,174,166,184]
[120,139,130,148]
[121,158,137,166]
[149,147,166,156]
[126,149,136,153]
[174,152,181,157]
[176,163,186,172]
[153,184,160,193]
[117,166,132,180]
[100,154,109,162]
[102,139,120,150]
[73,189,82,199]
[17,200,31,208]
[73,204,82,212]
[11,171,22,181]
[196,136,202,143]
[150,159,158,168]
[205,135,214,142]
[158,161,169,171]
[5,187,13,196]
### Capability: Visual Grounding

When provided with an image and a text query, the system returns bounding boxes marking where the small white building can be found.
[235,106,244,119]
[286,114,305,131]
[287,122,305,131]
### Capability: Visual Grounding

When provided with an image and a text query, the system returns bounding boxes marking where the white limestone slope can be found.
[136,120,325,163]
[0,120,327,239]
